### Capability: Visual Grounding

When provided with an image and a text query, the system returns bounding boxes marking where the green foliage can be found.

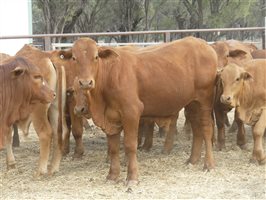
[32,0,265,42]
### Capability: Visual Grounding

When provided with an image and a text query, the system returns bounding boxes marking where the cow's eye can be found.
[72,56,76,61]
[236,77,240,82]
[34,75,42,79]
[95,55,99,60]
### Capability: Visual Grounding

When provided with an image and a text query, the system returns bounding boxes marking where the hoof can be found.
[62,149,70,156]
[259,158,266,165]
[238,144,247,150]
[161,149,171,155]
[106,173,119,182]
[249,158,258,164]
[105,179,118,185]
[33,170,47,179]
[7,163,16,170]
[139,146,151,152]
[125,180,139,187]
[203,162,215,171]
[216,142,225,151]
[72,153,83,160]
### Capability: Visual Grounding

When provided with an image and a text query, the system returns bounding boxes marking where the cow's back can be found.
[125,37,217,116]
[244,59,266,93]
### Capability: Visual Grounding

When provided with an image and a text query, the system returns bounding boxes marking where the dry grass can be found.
[1,110,265,199]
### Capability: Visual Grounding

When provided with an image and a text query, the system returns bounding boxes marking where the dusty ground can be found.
[1,109,265,199]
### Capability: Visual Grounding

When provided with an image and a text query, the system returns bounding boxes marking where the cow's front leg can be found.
[6,127,16,169]
[251,110,266,165]
[235,110,246,149]
[122,111,141,186]
[106,133,120,182]
[71,115,84,159]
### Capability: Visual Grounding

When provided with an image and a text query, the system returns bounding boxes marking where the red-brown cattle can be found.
[220,59,266,164]
[251,49,266,59]
[210,40,255,150]
[14,45,67,176]
[0,53,21,147]
[71,36,217,184]
[48,49,89,158]
[0,57,55,169]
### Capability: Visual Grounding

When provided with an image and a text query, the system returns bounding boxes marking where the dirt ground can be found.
[1,109,265,199]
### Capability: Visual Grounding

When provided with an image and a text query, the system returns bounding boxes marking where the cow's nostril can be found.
[79,80,83,86]
[89,80,93,86]
[227,96,231,101]
[81,107,85,113]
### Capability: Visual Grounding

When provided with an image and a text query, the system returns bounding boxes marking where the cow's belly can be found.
[140,82,194,117]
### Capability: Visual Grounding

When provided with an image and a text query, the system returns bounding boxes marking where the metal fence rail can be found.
[0,27,265,50]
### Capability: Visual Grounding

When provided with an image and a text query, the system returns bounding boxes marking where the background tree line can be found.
[32,0,265,43]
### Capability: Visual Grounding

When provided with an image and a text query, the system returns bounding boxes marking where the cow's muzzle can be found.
[74,105,89,115]
[78,79,95,90]
[220,95,232,105]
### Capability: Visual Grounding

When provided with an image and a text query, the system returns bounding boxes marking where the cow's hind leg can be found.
[32,105,52,176]
[186,101,215,170]
[12,124,20,147]
[141,120,154,152]
[6,127,16,169]
[163,115,178,154]
[250,110,266,165]
[185,102,203,165]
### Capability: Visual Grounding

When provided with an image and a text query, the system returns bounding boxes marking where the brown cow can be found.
[71,36,217,184]
[251,49,266,59]
[48,49,88,158]
[210,40,255,150]
[15,45,67,176]
[219,60,266,164]
[0,57,55,169]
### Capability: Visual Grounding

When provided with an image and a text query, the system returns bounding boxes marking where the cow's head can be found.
[12,57,55,104]
[219,63,252,107]
[72,37,118,90]
[211,41,252,68]
[71,77,89,115]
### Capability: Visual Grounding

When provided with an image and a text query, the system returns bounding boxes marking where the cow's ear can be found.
[11,66,26,78]
[240,71,252,81]
[98,47,119,59]
[215,69,223,86]
[66,87,74,96]
[60,49,72,60]
[229,49,247,58]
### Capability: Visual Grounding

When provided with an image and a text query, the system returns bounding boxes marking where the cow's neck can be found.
[237,80,253,109]
[88,59,108,130]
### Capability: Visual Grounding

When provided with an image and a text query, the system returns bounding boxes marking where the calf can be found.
[15,45,67,176]
[0,57,55,169]
[211,40,255,150]
[220,60,266,164]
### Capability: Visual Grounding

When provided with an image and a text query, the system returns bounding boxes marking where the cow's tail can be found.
[48,63,67,174]
[56,65,66,150]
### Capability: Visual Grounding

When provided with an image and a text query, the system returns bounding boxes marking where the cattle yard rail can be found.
[0,27,265,51]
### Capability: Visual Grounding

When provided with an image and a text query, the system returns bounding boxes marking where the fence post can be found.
[44,36,51,51]
[262,30,265,49]
[164,32,171,42]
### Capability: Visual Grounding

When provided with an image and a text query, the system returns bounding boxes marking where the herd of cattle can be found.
[0,36,265,186]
